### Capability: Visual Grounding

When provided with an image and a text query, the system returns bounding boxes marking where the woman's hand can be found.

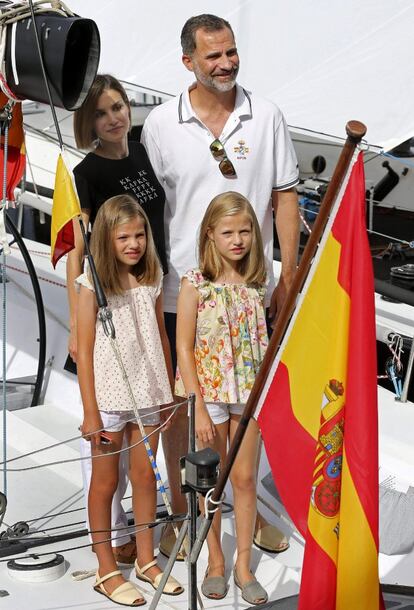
[196,402,216,445]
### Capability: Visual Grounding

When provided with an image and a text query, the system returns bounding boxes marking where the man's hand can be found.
[268,276,291,328]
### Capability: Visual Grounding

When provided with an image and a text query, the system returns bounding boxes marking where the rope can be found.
[203,488,223,517]
[11,244,51,257]
[4,262,66,288]
[0,1,74,26]
[299,210,312,235]
[384,334,404,399]
[0,3,76,102]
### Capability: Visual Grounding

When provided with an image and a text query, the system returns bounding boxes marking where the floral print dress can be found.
[175,269,268,404]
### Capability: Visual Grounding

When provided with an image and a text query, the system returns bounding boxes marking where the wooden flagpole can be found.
[190,120,367,564]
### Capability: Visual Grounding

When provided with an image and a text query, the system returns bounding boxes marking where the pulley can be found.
[7,553,65,582]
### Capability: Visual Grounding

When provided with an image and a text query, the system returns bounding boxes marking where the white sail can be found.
[69,0,414,149]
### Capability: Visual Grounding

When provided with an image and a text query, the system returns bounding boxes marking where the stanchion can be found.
[148,393,220,609]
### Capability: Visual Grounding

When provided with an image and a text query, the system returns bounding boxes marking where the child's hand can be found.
[80,413,104,447]
[68,328,77,362]
[196,403,216,444]
[160,402,173,432]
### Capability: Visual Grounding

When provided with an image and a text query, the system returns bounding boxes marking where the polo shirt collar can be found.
[178,82,252,124]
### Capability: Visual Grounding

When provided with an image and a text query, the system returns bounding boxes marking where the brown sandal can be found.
[113,540,137,565]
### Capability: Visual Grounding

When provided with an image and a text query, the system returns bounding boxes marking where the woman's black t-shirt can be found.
[73,141,167,273]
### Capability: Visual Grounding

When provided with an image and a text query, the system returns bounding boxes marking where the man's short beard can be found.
[193,62,239,92]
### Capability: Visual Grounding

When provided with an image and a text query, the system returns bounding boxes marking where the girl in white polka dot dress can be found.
[76,194,183,606]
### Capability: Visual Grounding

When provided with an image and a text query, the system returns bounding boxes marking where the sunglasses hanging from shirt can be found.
[209,138,236,177]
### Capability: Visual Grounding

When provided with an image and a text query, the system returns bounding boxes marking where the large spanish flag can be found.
[0,93,25,201]
[50,152,81,268]
[256,152,383,609]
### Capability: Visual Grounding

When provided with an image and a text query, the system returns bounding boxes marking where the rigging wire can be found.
[0,401,185,471]
[298,204,414,247]
[3,513,187,543]
[0,518,188,564]
[0,103,12,497]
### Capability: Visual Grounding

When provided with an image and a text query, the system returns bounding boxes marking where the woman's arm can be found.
[155,290,174,430]
[155,290,174,389]
[76,284,103,446]
[66,209,90,361]
[176,278,215,444]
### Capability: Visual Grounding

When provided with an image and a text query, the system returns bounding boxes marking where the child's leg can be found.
[197,415,229,578]
[128,423,161,578]
[81,436,133,547]
[229,414,261,583]
[89,430,128,593]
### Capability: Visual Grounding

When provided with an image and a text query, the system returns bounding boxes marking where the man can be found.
[142,13,299,558]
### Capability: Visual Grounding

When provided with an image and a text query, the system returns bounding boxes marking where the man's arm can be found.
[269,187,300,321]
[141,120,164,184]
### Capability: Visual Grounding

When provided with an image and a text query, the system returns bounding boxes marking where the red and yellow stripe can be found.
[0,93,25,201]
[258,154,383,609]
[50,153,81,268]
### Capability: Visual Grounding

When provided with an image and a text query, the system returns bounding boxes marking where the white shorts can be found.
[100,407,160,432]
[205,403,245,425]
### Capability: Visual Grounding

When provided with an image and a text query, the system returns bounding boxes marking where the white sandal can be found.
[135,559,184,596]
[94,570,146,606]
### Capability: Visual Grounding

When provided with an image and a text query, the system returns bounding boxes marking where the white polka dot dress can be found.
[76,273,172,412]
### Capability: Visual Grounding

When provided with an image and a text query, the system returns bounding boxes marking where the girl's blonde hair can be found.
[199,191,267,285]
[89,194,161,295]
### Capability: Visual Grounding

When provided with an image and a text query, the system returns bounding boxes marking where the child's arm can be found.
[66,210,90,362]
[155,290,174,430]
[176,278,216,444]
[76,284,103,447]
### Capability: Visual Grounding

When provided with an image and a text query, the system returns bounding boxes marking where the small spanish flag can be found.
[50,153,81,268]
[0,93,25,201]
[256,153,384,609]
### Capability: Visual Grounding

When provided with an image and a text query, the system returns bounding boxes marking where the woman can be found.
[67,74,168,565]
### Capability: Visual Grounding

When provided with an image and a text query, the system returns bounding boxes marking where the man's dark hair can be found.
[181,14,234,55]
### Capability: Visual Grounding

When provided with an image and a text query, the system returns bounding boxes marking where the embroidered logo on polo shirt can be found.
[234,139,249,160]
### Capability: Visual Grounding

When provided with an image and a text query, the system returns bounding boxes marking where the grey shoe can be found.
[234,568,268,605]
[201,567,228,600]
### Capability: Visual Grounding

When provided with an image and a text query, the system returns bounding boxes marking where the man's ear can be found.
[182,54,194,73]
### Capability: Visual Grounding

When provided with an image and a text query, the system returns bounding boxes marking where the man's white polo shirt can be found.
[141,83,299,313]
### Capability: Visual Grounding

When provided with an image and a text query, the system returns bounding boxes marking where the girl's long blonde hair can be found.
[199,191,267,285]
[89,194,161,295]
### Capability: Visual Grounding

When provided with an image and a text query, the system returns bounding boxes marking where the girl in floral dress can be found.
[176,191,269,605]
